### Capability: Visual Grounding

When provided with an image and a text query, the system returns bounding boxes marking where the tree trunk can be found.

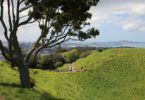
[11,34,32,88]
[17,62,31,88]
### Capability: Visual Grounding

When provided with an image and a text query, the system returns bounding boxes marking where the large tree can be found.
[0,0,100,88]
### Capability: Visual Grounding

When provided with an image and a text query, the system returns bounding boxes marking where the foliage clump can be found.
[61,49,80,63]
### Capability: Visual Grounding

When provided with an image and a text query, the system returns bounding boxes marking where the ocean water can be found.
[122,44,145,48]
[67,43,145,48]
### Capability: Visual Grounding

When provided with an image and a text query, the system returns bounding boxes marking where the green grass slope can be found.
[1,48,145,100]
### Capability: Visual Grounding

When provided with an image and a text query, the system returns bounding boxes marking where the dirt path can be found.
[67,63,75,72]
[0,96,6,100]
[67,63,87,72]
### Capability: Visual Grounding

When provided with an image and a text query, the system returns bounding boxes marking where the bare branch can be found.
[24,19,54,63]
[7,0,13,31]
[0,40,11,61]
[48,38,69,48]
[19,4,32,13]
[24,35,43,63]
[19,0,25,5]
[18,16,33,26]
[16,0,20,24]
[27,20,37,24]
[19,15,29,19]
[33,25,73,58]
[11,0,16,24]
[32,34,69,61]
[0,0,9,41]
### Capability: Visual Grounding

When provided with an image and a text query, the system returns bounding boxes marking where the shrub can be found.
[29,59,37,68]
[38,55,49,67]
[56,45,68,53]
[62,49,80,63]
[54,61,63,68]
[37,53,64,70]
[98,49,103,52]
[38,55,54,69]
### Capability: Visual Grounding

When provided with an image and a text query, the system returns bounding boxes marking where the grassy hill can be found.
[1,48,145,100]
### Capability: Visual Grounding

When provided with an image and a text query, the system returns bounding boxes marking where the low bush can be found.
[54,61,63,68]
[37,53,64,70]
[97,49,103,52]
[29,48,92,70]
[61,49,80,63]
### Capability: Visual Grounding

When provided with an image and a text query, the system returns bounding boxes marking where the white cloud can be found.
[123,23,137,32]
[122,18,145,32]
[131,4,145,16]
[1,0,145,42]
[90,0,145,32]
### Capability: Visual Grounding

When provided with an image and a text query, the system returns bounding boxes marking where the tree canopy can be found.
[0,0,100,87]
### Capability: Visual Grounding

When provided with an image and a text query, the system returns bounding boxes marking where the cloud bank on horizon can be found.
[0,0,145,42]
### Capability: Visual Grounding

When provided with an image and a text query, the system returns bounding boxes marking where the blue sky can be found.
[0,0,145,42]
[88,22,145,42]
[87,0,145,42]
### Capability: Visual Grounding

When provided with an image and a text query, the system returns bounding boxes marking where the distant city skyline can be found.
[0,0,145,42]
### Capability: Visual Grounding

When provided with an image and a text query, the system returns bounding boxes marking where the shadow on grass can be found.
[40,92,64,100]
[0,82,64,100]
[0,82,20,88]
